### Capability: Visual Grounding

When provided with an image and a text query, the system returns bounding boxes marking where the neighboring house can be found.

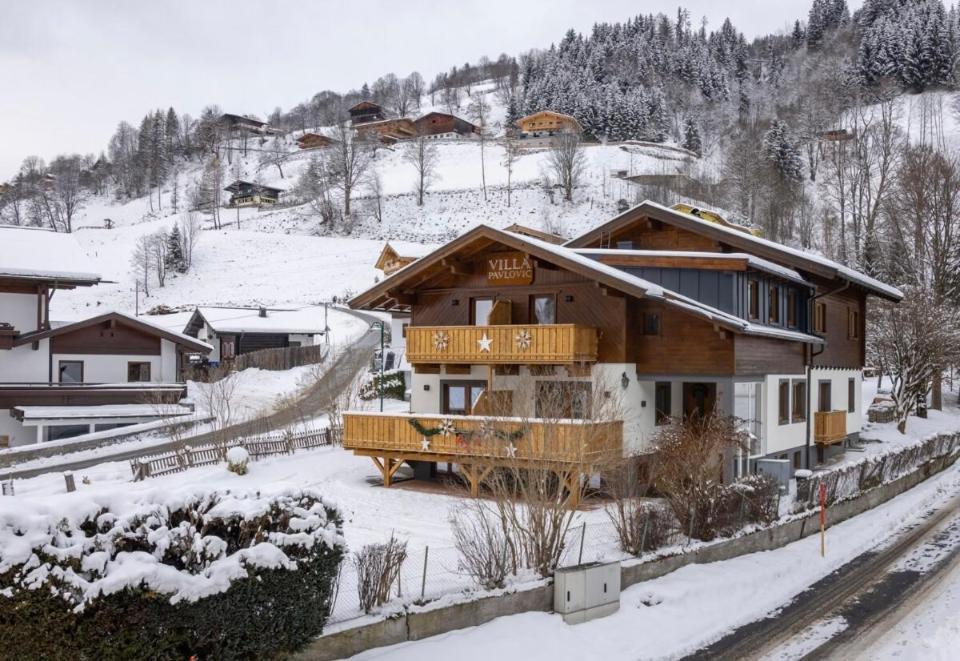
[515,111,582,138]
[224,180,283,207]
[348,101,386,125]
[374,241,433,277]
[0,226,210,447]
[341,200,902,494]
[183,306,328,364]
[355,118,417,144]
[502,223,566,245]
[295,132,335,150]
[220,113,269,133]
[413,112,480,139]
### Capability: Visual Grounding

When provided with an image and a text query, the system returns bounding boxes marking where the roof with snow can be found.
[11,403,194,422]
[564,201,903,301]
[349,224,825,345]
[14,311,212,352]
[186,306,329,336]
[0,225,101,286]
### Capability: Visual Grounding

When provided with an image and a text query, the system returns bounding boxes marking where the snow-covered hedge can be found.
[0,487,345,660]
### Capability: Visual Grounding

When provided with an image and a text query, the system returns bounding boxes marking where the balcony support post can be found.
[460,463,492,497]
[371,456,404,487]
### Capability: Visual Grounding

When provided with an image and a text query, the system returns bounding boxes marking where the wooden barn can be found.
[220,113,268,133]
[515,111,582,137]
[296,132,335,150]
[414,112,480,139]
[355,118,417,144]
[223,180,283,207]
[348,101,386,125]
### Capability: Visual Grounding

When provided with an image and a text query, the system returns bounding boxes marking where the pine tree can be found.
[762,120,803,182]
[165,223,186,273]
[682,118,702,156]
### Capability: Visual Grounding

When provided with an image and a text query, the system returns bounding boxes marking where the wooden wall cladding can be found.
[51,321,161,355]
[629,300,735,375]
[813,288,866,369]
[735,335,805,375]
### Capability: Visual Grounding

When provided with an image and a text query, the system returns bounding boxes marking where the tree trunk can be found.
[932,372,943,411]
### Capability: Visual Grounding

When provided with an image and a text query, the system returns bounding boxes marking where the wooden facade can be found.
[516,111,582,135]
[814,410,847,444]
[414,112,480,138]
[295,132,334,150]
[406,324,598,365]
[348,101,385,125]
[355,118,416,143]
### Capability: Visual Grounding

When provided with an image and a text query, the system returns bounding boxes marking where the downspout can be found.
[804,281,850,470]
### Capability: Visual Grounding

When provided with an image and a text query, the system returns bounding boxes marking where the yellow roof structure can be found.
[670,203,762,237]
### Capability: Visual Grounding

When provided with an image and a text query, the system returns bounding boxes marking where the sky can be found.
[0,0,862,180]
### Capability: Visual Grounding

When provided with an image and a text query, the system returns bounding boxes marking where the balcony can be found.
[405,324,598,365]
[814,410,848,445]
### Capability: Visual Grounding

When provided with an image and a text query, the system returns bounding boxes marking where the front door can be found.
[683,382,717,419]
[442,381,486,415]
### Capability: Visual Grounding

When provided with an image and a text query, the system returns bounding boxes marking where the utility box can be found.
[756,458,791,491]
[553,561,621,624]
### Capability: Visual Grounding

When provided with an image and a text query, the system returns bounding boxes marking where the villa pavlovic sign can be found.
[486,252,533,285]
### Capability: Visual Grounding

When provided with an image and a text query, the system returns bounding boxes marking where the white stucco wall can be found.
[52,353,163,384]
[0,340,51,382]
[762,374,807,456]
[0,412,29,447]
[0,292,39,332]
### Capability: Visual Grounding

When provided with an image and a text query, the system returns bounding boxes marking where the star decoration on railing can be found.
[515,328,532,351]
[477,333,493,352]
[421,437,431,451]
[433,330,450,351]
[504,443,518,458]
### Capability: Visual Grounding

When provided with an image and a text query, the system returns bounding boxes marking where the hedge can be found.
[0,488,345,660]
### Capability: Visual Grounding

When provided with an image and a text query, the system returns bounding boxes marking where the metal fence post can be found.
[577,523,587,565]
[420,546,429,600]
[640,513,649,554]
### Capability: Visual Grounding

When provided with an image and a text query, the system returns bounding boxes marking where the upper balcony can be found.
[405,324,599,365]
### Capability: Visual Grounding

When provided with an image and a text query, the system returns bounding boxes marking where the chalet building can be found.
[413,112,480,140]
[183,306,327,364]
[348,101,386,125]
[295,132,335,150]
[220,113,269,134]
[0,226,210,447]
[355,118,417,144]
[374,241,434,277]
[341,201,902,497]
[224,180,283,207]
[516,111,582,139]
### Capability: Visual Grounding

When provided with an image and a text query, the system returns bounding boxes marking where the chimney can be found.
[258,306,267,318]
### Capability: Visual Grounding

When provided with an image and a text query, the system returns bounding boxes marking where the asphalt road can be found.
[2,310,381,481]
[685,488,960,661]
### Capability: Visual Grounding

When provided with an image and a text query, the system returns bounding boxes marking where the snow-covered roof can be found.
[0,225,101,284]
[21,310,212,353]
[573,248,809,286]
[193,306,329,335]
[565,201,903,301]
[12,403,193,421]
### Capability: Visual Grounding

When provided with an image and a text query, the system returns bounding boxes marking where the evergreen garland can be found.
[407,418,526,442]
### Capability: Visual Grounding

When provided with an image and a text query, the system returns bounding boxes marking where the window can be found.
[778,379,790,425]
[536,381,591,419]
[655,382,672,425]
[819,381,832,412]
[847,308,860,340]
[748,280,760,320]
[734,382,762,455]
[814,302,827,333]
[787,290,798,328]
[58,360,83,384]
[768,286,780,324]
[221,337,236,360]
[471,297,494,326]
[442,382,486,415]
[792,381,806,423]
[793,451,802,469]
[616,240,635,250]
[531,294,556,325]
[848,378,856,413]
[127,362,151,383]
[642,312,660,336]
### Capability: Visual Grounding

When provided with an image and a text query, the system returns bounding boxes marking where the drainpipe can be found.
[804,281,850,470]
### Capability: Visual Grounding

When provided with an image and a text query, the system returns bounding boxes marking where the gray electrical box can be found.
[756,458,791,490]
[553,561,621,624]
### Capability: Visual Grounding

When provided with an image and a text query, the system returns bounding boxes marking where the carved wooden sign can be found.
[486,252,533,285]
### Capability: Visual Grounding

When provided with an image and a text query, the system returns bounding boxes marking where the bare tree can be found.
[406,71,425,110]
[148,230,168,287]
[403,134,438,207]
[547,133,586,203]
[260,136,288,179]
[178,210,201,271]
[367,166,385,223]
[326,123,373,217]
[502,137,521,208]
[468,95,491,202]
[130,234,154,298]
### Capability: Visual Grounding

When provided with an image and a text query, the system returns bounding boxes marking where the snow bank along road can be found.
[2,310,380,480]
[688,487,960,660]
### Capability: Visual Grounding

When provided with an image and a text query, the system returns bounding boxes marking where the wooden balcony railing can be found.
[405,324,598,365]
[342,412,622,464]
[814,410,848,445]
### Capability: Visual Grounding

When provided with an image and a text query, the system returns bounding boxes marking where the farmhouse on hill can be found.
[295,132,335,150]
[341,200,902,500]
[515,110,582,138]
[354,117,417,144]
[414,112,480,139]
[348,100,386,125]
[224,180,283,207]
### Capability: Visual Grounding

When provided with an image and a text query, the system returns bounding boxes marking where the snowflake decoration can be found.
[439,418,456,437]
[477,333,493,352]
[421,437,431,452]
[433,330,450,352]
[479,420,496,439]
[515,329,532,351]
[504,443,518,458]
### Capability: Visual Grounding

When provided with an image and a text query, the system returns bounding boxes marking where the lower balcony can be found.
[405,324,598,365]
[342,411,622,493]
[814,410,848,445]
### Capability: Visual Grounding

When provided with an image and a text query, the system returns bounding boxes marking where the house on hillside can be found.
[374,241,433,277]
[0,226,210,447]
[220,113,269,133]
[516,111,582,139]
[183,306,327,364]
[502,223,566,244]
[414,112,480,140]
[224,180,283,207]
[355,118,417,144]
[340,201,902,499]
[348,101,386,125]
[296,132,336,150]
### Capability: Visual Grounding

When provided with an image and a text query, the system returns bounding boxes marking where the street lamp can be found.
[373,321,385,412]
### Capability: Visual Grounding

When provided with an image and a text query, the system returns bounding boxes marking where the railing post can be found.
[420,546,429,600]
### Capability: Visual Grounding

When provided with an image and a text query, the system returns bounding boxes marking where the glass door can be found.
[442,381,486,415]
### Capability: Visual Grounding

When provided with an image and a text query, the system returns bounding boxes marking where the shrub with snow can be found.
[226,445,250,475]
[0,487,344,660]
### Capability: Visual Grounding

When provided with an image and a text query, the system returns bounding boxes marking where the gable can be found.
[51,319,162,355]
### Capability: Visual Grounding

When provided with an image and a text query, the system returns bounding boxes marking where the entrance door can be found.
[818,380,832,412]
[683,382,717,419]
[442,381,486,415]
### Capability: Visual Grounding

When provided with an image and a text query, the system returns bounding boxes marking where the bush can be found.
[226,445,250,475]
[359,371,406,401]
[451,501,511,589]
[354,534,408,613]
[0,488,344,660]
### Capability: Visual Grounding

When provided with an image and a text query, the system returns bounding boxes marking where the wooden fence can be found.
[130,426,341,480]
[231,343,328,371]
